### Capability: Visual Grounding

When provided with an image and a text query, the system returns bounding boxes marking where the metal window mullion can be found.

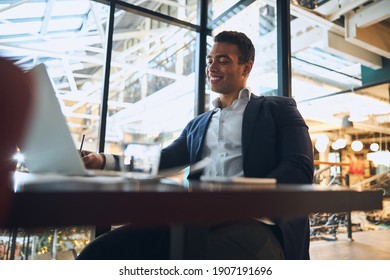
[194,0,210,116]
[276,0,292,98]
[98,0,116,153]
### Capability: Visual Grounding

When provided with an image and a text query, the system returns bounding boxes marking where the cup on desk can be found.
[120,142,161,178]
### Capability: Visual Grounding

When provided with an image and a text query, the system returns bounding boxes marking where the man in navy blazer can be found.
[159,95,313,260]
[80,31,313,260]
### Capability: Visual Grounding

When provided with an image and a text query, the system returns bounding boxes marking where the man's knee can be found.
[207,220,285,260]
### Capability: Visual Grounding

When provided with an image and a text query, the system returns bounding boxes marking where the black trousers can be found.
[77,220,285,260]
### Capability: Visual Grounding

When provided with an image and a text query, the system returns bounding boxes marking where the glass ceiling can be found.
[0,1,90,37]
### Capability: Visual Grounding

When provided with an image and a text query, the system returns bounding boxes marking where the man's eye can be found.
[206,59,228,65]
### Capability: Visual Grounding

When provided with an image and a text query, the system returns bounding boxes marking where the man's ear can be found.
[243,61,253,76]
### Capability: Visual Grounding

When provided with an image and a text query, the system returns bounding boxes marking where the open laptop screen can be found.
[20,64,87,176]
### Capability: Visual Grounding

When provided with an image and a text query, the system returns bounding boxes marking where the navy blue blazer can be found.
[159,94,314,259]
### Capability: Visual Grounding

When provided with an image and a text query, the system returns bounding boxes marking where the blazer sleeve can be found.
[266,98,314,184]
[159,110,213,171]
[159,126,190,170]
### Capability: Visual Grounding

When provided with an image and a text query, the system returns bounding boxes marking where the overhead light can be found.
[351,140,363,152]
[370,143,379,152]
[315,134,329,153]
[332,138,347,150]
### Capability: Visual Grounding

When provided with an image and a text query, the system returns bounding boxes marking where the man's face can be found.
[206,42,249,95]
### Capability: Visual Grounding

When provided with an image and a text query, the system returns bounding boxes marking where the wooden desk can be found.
[2,172,384,259]
[5,172,383,228]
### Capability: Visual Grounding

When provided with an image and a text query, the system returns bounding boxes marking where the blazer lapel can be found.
[242,94,264,158]
[193,110,215,162]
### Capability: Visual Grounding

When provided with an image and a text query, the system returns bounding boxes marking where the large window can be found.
[103,4,199,153]
[0,0,109,151]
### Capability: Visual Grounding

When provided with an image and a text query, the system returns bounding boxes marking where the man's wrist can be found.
[99,153,106,169]
[101,153,116,170]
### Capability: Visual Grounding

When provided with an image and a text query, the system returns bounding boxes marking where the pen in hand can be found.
[79,134,85,154]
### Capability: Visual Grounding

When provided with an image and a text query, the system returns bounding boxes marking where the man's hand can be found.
[81,150,105,169]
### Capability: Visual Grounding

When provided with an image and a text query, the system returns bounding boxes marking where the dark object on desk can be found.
[0,58,34,225]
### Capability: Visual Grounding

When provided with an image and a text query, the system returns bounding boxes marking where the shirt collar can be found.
[212,87,251,110]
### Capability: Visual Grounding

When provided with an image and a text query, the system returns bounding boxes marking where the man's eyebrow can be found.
[206,54,231,60]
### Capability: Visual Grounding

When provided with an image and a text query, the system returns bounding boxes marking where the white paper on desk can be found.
[200,176,277,185]
[14,171,183,192]
[13,171,125,186]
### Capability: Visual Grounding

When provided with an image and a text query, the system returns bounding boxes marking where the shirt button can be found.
[219,136,224,140]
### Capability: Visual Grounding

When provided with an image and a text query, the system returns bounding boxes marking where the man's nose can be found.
[208,62,217,72]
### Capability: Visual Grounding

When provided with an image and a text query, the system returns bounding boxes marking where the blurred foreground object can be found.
[0,58,34,224]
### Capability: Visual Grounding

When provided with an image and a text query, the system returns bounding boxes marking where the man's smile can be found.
[209,75,223,82]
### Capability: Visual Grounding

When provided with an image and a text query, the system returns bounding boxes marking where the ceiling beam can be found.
[345,1,390,60]
[353,122,390,135]
[0,0,30,13]
[315,0,369,22]
[350,0,390,28]
[40,0,54,35]
[61,58,79,93]
[291,25,323,54]
[208,0,255,29]
[289,1,345,36]
[323,31,382,69]
[0,42,188,80]
[345,19,390,60]
[94,0,208,34]
[65,112,100,120]
[308,123,342,133]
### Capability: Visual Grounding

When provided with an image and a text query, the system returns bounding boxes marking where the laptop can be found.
[20,63,160,178]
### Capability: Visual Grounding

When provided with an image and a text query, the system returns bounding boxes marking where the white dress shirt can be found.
[202,88,274,225]
[201,88,250,178]
[104,88,251,172]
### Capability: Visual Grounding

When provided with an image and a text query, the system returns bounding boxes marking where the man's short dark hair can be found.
[214,31,255,64]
